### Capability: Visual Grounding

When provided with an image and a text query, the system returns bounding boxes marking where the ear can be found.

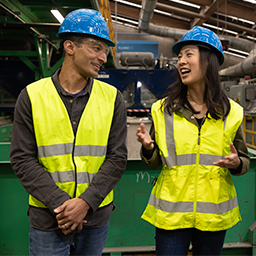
[63,40,76,56]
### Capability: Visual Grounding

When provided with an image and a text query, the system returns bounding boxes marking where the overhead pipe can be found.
[138,0,158,31]
[218,35,255,53]
[219,51,256,77]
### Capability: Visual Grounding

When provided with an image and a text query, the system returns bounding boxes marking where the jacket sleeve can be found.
[78,90,128,212]
[229,122,250,176]
[140,121,162,170]
[10,88,71,213]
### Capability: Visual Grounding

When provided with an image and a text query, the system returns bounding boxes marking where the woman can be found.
[136,26,250,256]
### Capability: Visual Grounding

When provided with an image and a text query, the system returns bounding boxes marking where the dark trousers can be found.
[155,227,226,256]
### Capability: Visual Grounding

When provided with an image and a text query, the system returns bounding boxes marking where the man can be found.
[10,9,127,256]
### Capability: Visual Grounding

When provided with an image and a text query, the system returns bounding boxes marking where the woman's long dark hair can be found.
[161,46,230,120]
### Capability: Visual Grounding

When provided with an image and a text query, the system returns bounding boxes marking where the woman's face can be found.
[177,45,205,88]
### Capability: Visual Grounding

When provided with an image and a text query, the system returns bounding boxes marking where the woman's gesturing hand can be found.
[136,123,155,151]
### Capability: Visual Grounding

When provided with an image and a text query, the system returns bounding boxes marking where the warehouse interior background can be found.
[0,1,256,256]
[0,0,256,106]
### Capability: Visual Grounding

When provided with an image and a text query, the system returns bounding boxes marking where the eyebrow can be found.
[179,48,197,54]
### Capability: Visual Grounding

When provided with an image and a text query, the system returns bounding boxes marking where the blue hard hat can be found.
[172,26,224,65]
[57,9,115,47]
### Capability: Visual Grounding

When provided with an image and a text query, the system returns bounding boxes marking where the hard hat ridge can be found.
[172,26,224,65]
[57,9,115,47]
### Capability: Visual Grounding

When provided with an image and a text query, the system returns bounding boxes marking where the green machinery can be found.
[0,125,256,256]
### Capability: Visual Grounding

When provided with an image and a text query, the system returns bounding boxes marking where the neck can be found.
[187,88,207,118]
[187,88,205,105]
[59,63,88,94]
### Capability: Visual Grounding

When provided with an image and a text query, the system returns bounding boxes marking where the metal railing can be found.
[244,115,256,149]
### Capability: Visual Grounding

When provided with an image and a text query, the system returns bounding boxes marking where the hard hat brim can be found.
[172,40,224,66]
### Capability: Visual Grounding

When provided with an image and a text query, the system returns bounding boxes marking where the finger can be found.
[59,222,71,230]
[54,200,69,214]
[140,123,146,133]
[136,128,141,136]
[230,142,237,154]
[54,205,65,214]
[55,212,65,221]
[76,222,83,233]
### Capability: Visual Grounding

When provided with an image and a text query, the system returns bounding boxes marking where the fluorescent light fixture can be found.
[203,23,238,35]
[228,48,249,56]
[114,0,141,8]
[224,51,246,59]
[154,9,190,22]
[169,0,200,9]
[247,35,256,41]
[51,9,64,23]
[111,15,138,25]
[243,0,256,4]
[112,19,138,29]
[215,13,255,25]
[114,0,190,21]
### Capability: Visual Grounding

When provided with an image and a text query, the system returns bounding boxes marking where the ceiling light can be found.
[113,0,141,8]
[51,9,64,23]
[169,0,200,9]
[224,51,246,59]
[215,13,255,25]
[111,15,138,25]
[154,9,190,22]
[203,23,238,35]
[247,35,256,41]
[111,19,138,29]
[228,48,249,56]
[242,0,256,4]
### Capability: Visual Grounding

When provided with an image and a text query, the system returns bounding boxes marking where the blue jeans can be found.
[155,227,226,256]
[29,221,109,256]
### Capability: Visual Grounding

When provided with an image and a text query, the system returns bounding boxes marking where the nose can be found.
[178,55,186,65]
[98,52,107,63]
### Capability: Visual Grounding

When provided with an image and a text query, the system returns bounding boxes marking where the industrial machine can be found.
[222,78,256,110]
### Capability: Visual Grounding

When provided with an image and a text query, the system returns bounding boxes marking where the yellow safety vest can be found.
[26,77,117,208]
[142,99,243,231]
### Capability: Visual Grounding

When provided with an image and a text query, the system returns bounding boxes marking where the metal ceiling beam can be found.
[217,1,256,24]
[0,2,58,49]
[0,22,60,28]
[191,0,226,27]
[109,2,189,29]
[151,2,256,35]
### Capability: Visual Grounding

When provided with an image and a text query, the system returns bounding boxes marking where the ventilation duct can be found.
[219,50,256,77]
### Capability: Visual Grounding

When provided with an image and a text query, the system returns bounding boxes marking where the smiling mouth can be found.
[92,63,101,70]
[181,69,191,75]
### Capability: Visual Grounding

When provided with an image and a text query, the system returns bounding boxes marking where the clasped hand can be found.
[54,198,90,235]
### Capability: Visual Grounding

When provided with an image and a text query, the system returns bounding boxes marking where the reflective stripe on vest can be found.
[27,77,117,208]
[141,99,243,231]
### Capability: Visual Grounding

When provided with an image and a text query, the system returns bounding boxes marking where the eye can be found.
[92,44,102,52]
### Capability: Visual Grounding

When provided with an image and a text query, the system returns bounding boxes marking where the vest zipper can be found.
[193,117,205,226]
[193,137,200,227]
[72,137,77,198]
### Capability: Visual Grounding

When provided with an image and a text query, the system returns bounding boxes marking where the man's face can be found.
[73,38,109,78]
